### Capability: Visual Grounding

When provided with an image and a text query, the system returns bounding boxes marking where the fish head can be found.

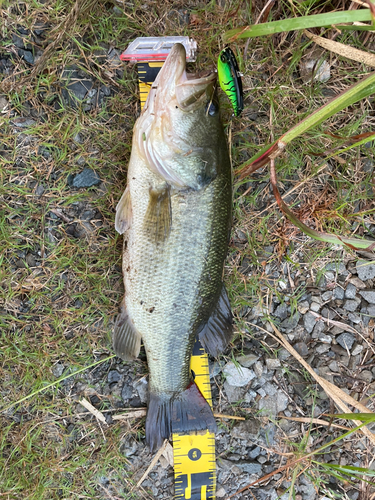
[138,43,228,190]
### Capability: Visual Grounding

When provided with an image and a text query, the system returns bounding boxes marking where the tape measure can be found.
[134,59,216,500]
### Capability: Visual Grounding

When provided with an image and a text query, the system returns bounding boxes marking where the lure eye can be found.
[220,54,227,63]
[205,101,218,116]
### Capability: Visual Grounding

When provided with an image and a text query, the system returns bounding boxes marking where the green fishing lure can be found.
[217,47,243,117]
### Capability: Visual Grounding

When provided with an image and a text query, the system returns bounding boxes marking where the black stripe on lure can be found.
[217,47,243,117]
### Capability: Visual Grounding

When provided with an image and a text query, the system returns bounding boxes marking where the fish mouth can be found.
[151,43,216,112]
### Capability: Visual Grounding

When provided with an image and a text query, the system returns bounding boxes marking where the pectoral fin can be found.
[143,186,172,243]
[115,187,132,235]
[199,285,233,357]
[113,299,141,360]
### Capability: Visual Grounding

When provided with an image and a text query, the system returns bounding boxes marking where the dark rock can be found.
[18,49,34,64]
[121,383,132,401]
[280,312,300,332]
[12,33,30,49]
[236,461,262,475]
[35,184,45,196]
[231,419,261,439]
[108,370,121,384]
[70,168,101,188]
[325,262,346,274]
[303,312,317,333]
[62,67,93,106]
[344,283,357,299]
[293,342,309,357]
[333,287,345,300]
[274,303,288,320]
[336,332,355,351]
[343,299,360,312]
[359,290,375,304]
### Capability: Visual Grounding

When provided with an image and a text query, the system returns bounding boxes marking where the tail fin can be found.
[146,382,216,452]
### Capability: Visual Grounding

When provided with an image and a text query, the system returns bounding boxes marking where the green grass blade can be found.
[225,10,372,40]
[328,413,375,423]
[319,464,375,477]
[238,71,375,177]
[0,354,116,414]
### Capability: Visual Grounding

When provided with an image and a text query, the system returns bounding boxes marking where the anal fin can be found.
[199,285,233,357]
[115,186,132,235]
[143,185,172,243]
[113,299,141,360]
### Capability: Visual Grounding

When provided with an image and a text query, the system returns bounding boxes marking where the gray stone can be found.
[348,312,361,324]
[278,348,291,361]
[265,358,281,370]
[343,299,360,312]
[209,360,223,378]
[316,343,330,354]
[236,461,262,475]
[71,168,101,188]
[253,361,263,378]
[223,362,256,387]
[310,301,320,312]
[345,283,357,299]
[361,370,373,383]
[298,301,310,314]
[356,260,375,281]
[274,303,288,319]
[336,332,355,351]
[231,419,261,439]
[304,312,317,333]
[134,377,148,404]
[359,290,375,304]
[312,320,325,337]
[333,286,345,300]
[121,383,132,401]
[321,290,333,301]
[235,353,258,368]
[35,184,44,196]
[18,48,34,64]
[299,476,317,500]
[325,262,346,274]
[223,381,246,403]
[263,382,278,396]
[0,96,8,110]
[352,344,363,356]
[249,446,261,459]
[62,67,94,105]
[318,333,331,343]
[328,361,339,372]
[258,391,288,417]
[300,58,330,83]
[293,341,309,357]
[321,307,336,320]
[52,363,65,378]
[107,370,121,384]
[280,312,300,331]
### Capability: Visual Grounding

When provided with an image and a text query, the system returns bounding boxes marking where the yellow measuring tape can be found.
[136,61,216,500]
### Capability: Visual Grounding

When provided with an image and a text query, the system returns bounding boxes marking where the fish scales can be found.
[113,43,233,451]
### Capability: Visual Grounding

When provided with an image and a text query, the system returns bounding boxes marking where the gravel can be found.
[69,168,101,188]
[359,290,375,304]
[336,332,356,351]
[356,259,375,280]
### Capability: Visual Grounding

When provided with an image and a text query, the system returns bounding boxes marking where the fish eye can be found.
[205,101,218,117]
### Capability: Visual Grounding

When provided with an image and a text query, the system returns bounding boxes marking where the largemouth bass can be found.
[113,43,233,452]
